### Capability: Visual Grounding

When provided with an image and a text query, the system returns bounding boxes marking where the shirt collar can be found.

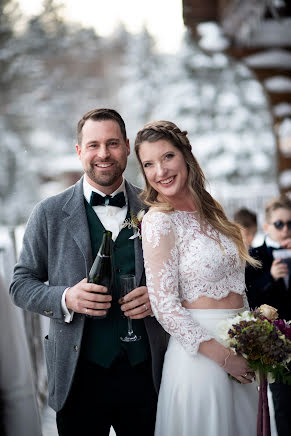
[83,177,127,205]
[265,235,281,249]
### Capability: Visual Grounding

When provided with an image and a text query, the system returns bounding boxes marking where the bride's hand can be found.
[198,340,255,384]
[222,350,254,384]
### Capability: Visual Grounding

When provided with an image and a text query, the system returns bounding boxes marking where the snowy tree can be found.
[0,4,277,223]
[16,8,128,157]
[1,0,131,219]
[119,27,160,136]
[116,29,276,189]
[148,32,276,186]
[0,0,40,225]
[118,27,162,183]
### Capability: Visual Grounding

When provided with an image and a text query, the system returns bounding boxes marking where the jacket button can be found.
[74,345,79,351]
[44,311,53,316]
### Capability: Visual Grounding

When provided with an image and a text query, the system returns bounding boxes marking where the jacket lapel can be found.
[125,181,146,287]
[62,177,93,276]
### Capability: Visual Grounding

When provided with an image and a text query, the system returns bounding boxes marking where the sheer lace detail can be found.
[142,210,247,356]
[142,213,172,248]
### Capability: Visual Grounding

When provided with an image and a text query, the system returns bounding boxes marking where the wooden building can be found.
[183,0,291,193]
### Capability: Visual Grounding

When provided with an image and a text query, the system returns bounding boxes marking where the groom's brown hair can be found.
[77,108,127,145]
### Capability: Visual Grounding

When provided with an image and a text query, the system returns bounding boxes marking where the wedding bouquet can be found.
[218,304,291,384]
[218,304,291,436]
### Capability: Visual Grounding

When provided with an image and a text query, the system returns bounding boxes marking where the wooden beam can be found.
[183,0,219,25]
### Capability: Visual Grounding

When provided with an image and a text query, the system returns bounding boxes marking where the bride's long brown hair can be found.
[134,120,259,267]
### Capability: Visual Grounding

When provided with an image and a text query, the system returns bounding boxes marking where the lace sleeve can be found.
[142,211,213,356]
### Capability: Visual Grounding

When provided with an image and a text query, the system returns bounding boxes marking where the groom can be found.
[10,108,169,436]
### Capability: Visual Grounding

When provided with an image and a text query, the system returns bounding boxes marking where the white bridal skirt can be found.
[155,308,258,436]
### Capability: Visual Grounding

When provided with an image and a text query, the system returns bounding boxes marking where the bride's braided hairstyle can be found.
[134,120,259,266]
[140,121,192,152]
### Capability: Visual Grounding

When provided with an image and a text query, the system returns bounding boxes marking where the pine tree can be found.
[118,26,161,184]
[149,32,276,186]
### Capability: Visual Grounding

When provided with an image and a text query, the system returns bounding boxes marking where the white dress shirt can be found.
[82,177,128,241]
[62,177,128,322]
[265,235,281,249]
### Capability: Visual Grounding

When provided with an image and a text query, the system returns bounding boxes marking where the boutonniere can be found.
[121,210,145,239]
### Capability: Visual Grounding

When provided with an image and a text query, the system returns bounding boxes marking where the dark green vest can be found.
[80,200,149,367]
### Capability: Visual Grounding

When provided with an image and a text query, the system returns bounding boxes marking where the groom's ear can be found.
[76,144,80,156]
[126,139,130,156]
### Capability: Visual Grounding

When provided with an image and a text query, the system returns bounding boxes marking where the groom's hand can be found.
[66,278,112,317]
[119,286,152,319]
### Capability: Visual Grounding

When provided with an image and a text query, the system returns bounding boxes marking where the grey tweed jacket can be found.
[10,177,169,412]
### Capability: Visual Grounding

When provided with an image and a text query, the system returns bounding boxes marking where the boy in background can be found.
[234,207,257,249]
[245,194,291,436]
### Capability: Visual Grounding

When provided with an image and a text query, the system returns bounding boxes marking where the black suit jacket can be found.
[245,242,291,321]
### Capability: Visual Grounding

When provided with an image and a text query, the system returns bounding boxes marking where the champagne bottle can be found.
[87,230,113,319]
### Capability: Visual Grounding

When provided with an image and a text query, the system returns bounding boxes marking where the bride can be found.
[134,120,259,436]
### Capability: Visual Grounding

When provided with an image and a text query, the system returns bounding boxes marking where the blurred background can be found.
[0,0,290,434]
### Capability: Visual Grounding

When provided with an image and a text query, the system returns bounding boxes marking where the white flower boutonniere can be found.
[121,210,145,240]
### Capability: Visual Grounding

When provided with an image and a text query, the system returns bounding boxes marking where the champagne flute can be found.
[120,274,141,342]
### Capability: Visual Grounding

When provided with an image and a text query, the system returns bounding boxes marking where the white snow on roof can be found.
[244,49,291,69]
[278,118,291,156]
[273,103,291,118]
[279,170,291,188]
[278,118,291,138]
[264,76,291,93]
[197,22,230,52]
[245,18,291,47]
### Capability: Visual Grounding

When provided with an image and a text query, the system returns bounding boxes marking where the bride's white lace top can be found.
[142,210,248,356]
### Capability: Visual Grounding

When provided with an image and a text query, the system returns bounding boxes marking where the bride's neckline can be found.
[173,209,197,214]
[148,207,197,214]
